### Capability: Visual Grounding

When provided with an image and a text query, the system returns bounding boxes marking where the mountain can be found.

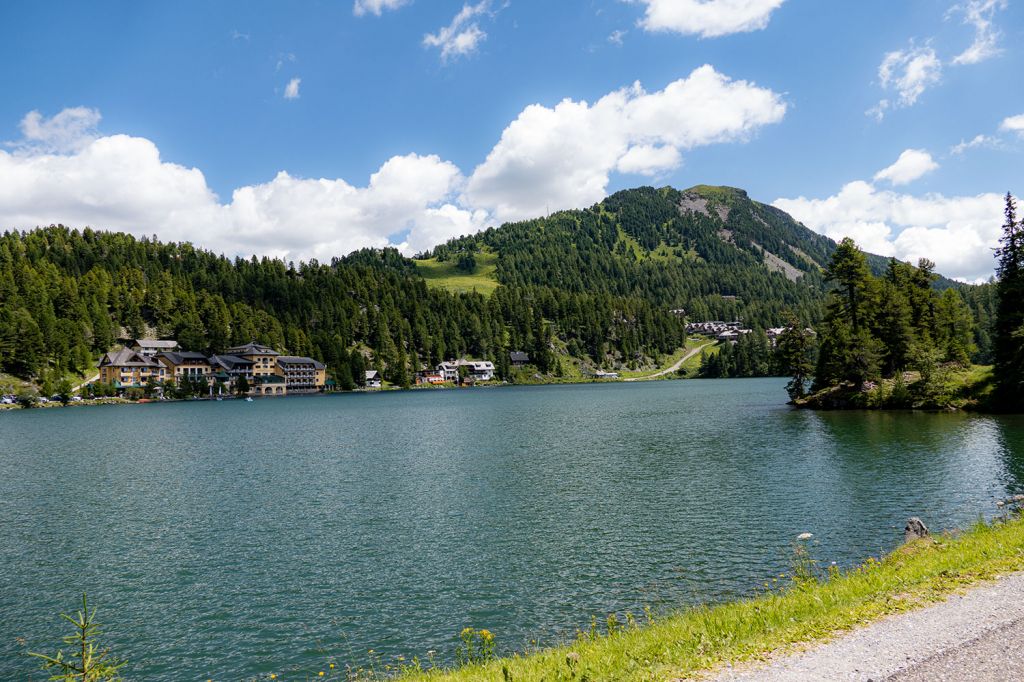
[0,185,995,389]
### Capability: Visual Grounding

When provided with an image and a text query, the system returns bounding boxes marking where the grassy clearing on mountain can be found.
[414,251,499,295]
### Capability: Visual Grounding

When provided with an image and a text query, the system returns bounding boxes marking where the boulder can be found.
[904,517,929,543]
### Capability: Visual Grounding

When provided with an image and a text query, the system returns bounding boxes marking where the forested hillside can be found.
[0,185,994,388]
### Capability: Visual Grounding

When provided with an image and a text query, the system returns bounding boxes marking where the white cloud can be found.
[353,0,411,17]
[949,0,1007,65]
[635,0,786,38]
[284,78,301,100]
[466,65,786,221]
[873,149,939,186]
[875,44,942,114]
[608,29,627,46]
[2,80,781,260]
[616,145,682,175]
[950,134,998,154]
[10,107,101,153]
[774,180,1004,282]
[423,1,491,62]
[1001,114,1024,136]
[0,111,484,262]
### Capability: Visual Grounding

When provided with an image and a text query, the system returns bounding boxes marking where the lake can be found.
[2,378,1024,680]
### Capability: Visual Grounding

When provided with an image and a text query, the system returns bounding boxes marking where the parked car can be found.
[0,397,13,405]
[36,397,49,404]
[70,396,83,402]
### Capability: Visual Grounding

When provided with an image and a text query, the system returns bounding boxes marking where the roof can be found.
[132,339,179,350]
[365,370,381,379]
[277,356,326,369]
[510,351,530,363]
[99,349,162,368]
[208,354,254,370]
[158,351,210,365]
[225,341,279,357]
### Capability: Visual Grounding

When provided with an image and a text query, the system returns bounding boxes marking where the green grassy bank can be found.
[796,364,996,412]
[395,511,1024,682]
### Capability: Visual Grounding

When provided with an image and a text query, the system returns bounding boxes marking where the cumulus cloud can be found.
[608,29,627,46]
[774,181,1004,282]
[949,0,1007,65]
[283,78,301,100]
[2,78,782,260]
[10,107,102,153]
[873,149,939,186]
[353,0,411,17]
[616,145,682,176]
[465,65,786,221]
[0,111,484,262]
[875,44,942,114]
[1001,114,1024,137]
[635,0,786,38]
[423,1,492,62]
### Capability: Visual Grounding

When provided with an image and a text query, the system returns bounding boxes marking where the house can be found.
[437,362,460,382]
[509,351,530,367]
[594,369,620,379]
[437,359,496,382]
[415,370,446,386]
[131,339,180,356]
[208,354,256,391]
[98,349,167,389]
[365,370,382,388]
[157,351,214,386]
[275,356,327,393]
[224,342,280,381]
[460,360,495,381]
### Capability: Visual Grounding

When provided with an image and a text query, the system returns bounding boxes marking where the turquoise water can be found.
[2,379,1024,680]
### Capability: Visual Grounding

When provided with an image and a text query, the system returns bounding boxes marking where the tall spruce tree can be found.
[995,192,1024,404]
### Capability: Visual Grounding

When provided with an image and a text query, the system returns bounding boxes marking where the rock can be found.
[905,517,929,543]
[797,532,814,541]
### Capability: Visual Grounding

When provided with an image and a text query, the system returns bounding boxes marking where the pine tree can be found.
[777,313,814,401]
[995,192,1024,404]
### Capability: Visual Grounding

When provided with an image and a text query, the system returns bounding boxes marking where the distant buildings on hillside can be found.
[98,339,326,397]
[687,321,813,345]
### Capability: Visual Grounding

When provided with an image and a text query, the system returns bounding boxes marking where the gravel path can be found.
[709,572,1024,681]
[624,343,714,381]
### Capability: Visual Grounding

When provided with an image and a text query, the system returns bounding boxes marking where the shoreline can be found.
[394,508,1024,681]
[0,374,796,412]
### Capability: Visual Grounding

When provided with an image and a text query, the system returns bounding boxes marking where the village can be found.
[90,338,533,399]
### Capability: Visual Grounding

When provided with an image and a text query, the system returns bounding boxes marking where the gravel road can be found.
[709,572,1024,681]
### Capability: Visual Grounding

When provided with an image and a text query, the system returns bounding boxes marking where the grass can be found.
[414,251,500,296]
[395,513,1024,682]
[798,364,997,412]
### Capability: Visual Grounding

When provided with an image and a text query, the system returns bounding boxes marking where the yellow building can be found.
[157,351,213,386]
[225,342,280,379]
[97,349,166,389]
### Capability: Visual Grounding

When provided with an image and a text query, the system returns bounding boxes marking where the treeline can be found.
[697,329,780,378]
[0,226,685,386]
[813,240,977,389]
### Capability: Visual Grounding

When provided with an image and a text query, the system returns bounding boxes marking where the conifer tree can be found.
[995,192,1024,403]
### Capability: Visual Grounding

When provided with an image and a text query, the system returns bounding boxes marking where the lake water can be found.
[3,379,1024,680]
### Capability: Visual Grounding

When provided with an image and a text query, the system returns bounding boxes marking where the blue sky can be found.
[1,0,1022,280]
